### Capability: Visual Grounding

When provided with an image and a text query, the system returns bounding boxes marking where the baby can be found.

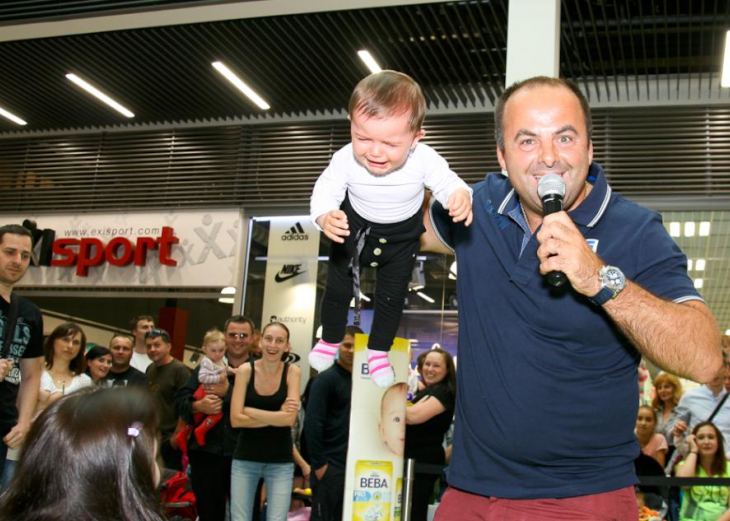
[309,70,472,387]
[379,382,407,456]
[175,329,231,452]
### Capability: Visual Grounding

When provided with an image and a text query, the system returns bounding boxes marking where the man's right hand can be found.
[317,210,349,243]
[0,359,14,383]
[314,463,328,481]
[193,394,222,415]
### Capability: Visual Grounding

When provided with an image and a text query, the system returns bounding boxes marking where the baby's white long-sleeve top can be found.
[310,142,471,227]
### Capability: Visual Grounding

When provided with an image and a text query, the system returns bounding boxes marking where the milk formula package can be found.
[353,460,392,521]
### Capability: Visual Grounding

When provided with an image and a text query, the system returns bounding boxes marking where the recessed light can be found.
[696,259,706,271]
[66,73,134,118]
[0,105,26,125]
[699,221,711,237]
[357,50,382,74]
[694,278,703,289]
[669,222,680,237]
[212,61,270,110]
[684,222,695,237]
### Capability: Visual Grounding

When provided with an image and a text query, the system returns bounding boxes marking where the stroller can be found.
[160,469,198,521]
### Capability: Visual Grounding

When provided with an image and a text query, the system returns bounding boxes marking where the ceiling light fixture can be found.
[688,259,694,271]
[66,73,134,118]
[699,221,711,237]
[358,50,382,74]
[696,258,706,271]
[416,291,435,303]
[0,106,26,125]
[212,61,270,110]
[669,222,680,237]
[694,278,704,289]
[722,30,730,87]
[684,221,696,237]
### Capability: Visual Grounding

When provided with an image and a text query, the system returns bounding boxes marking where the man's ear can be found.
[496,145,507,172]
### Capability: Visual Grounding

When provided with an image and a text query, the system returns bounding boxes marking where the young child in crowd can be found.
[379,382,407,456]
[309,70,472,387]
[175,329,232,452]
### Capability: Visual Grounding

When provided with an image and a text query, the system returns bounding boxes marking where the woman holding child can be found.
[230,322,301,521]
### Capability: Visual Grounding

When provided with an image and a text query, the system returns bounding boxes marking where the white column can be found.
[505,0,561,86]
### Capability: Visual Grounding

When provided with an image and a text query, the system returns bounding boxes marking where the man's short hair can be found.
[144,328,171,344]
[109,333,134,348]
[129,315,154,333]
[348,70,427,133]
[224,315,255,334]
[344,325,364,338]
[494,76,592,151]
[0,224,32,245]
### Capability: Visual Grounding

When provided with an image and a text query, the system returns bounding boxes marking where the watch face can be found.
[602,267,626,291]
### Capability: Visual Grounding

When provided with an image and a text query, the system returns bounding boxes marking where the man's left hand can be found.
[536,212,603,297]
[3,421,29,449]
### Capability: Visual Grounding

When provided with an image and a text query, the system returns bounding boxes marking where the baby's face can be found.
[204,340,226,363]
[379,385,406,456]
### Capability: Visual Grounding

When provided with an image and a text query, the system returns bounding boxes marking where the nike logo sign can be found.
[274,264,306,283]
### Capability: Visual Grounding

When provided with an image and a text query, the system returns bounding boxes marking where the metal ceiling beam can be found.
[0,0,454,42]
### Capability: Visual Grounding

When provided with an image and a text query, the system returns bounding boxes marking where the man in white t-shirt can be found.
[129,315,154,372]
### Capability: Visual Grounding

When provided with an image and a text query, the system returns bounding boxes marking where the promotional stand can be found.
[343,334,409,521]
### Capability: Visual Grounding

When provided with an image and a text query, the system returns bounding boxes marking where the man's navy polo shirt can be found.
[430,163,702,499]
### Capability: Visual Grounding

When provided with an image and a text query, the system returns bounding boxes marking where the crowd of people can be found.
[1,62,728,521]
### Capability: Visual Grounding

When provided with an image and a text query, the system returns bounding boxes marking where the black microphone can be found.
[537,174,567,287]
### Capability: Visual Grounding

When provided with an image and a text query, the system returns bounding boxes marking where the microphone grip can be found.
[542,194,566,286]
[547,270,567,287]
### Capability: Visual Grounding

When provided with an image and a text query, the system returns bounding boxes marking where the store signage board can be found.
[14,210,242,287]
[260,216,320,387]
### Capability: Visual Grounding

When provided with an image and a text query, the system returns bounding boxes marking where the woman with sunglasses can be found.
[230,321,301,521]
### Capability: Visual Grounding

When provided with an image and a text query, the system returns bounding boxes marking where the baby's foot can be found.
[367,348,394,387]
[308,339,339,371]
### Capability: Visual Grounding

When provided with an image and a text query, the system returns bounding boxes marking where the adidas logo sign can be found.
[281,222,309,241]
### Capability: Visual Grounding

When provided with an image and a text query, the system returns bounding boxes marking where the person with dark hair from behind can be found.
[130,315,155,372]
[84,346,112,385]
[0,387,165,521]
[174,315,256,521]
[0,224,43,478]
[304,325,361,521]
[107,333,148,387]
[145,328,189,471]
[405,348,457,521]
[675,421,730,520]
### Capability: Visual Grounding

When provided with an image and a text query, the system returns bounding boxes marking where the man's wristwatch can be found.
[588,265,626,306]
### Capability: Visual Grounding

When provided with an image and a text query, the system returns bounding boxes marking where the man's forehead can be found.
[227,322,251,334]
[504,86,585,124]
[0,234,32,252]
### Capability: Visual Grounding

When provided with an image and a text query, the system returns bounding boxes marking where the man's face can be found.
[337,334,355,372]
[133,319,155,344]
[146,336,171,366]
[225,322,253,361]
[496,85,593,220]
[0,233,32,287]
[350,109,424,176]
[110,336,134,369]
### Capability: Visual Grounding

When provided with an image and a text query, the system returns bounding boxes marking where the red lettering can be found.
[50,239,79,267]
[106,237,134,267]
[76,238,104,276]
[133,237,158,266]
[157,226,179,266]
[48,227,180,276]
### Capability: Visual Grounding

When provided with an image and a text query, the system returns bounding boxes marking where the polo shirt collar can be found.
[496,163,612,229]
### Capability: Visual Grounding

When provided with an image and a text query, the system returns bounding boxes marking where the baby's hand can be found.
[316,210,349,243]
[446,189,473,226]
[225,366,237,377]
